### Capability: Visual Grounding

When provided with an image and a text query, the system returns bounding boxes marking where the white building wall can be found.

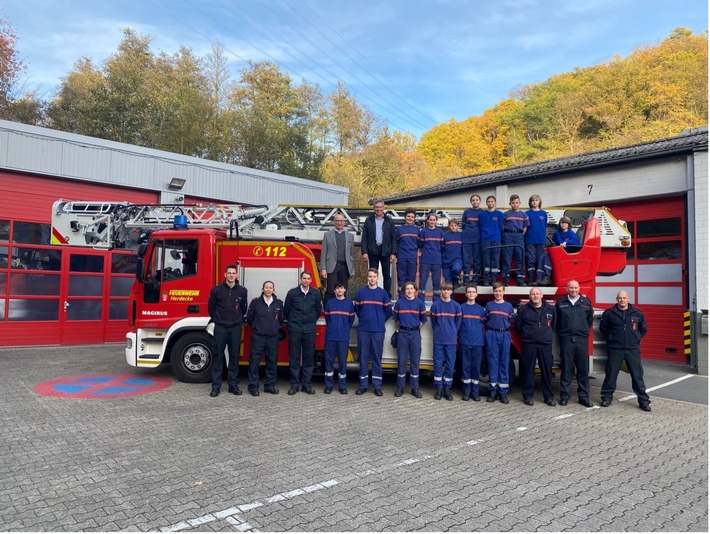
[395,159,688,209]
[694,150,708,312]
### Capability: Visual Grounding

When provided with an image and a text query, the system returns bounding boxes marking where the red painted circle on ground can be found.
[34,374,172,398]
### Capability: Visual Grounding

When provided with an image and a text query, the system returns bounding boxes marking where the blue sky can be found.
[3,0,708,138]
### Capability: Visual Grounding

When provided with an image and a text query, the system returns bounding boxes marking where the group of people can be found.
[207,261,652,412]
[322,195,580,304]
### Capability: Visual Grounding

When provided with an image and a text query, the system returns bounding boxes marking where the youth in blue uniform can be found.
[430,284,462,401]
[459,285,486,401]
[539,217,582,284]
[501,194,529,286]
[479,195,503,286]
[442,218,464,285]
[525,194,548,284]
[485,283,514,403]
[395,208,419,298]
[354,269,392,396]
[392,281,427,398]
[418,212,444,301]
[324,284,355,394]
[461,194,483,284]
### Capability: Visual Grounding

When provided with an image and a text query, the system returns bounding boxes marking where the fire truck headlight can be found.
[126,338,133,350]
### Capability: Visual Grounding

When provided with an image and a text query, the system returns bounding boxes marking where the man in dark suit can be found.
[361,199,397,297]
[320,213,355,302]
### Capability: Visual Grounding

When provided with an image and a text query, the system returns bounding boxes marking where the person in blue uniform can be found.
[538,216,582,286]
[501,194,529,287]
[323,283,355,394]
[442,218,464,286]
[208,264,248,397]
[459,284,486,401]
[430,283,462,401]
[600,291,651,412]
[479,195,504,286]
[485,282,514,403]
[354,268,393,396]
[461,194,483,284]
[284,271,323,395]
[555,279,594,407]
[515,286,557,406]
[418,212,445,301]
[395,208,420,298]
[392,281,427,398]
[246,281,284,396]
[525,194,548,285]
[552,216,580,251]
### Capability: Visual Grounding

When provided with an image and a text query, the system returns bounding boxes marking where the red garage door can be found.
[0,172,157,346]
[595,196,687,362]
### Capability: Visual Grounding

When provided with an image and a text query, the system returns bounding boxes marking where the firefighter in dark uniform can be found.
[600,290,651,411]
[246,281,284,396]
[555,279,594,407]
[208,264,248,397]
[515,286,557,406]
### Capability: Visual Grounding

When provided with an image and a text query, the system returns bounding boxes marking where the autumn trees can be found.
[1,19,707,205]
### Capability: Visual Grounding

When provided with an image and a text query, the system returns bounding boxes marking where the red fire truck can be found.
[51,201,631,383]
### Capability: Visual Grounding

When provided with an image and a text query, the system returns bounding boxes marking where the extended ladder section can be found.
[51,200,631,251]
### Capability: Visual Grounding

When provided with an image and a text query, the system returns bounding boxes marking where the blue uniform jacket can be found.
[395,224,420,260]
[393,297,427,329]
[354,286,392,332]
[525,209,548,245]
[418,227,444,264]
[430,299,462,345]
[461,208,482,243]
[442,231,463,265]
[485,300,514,330]
[459,302,486,346]
[324,297,355,342]
[479,210,504,242]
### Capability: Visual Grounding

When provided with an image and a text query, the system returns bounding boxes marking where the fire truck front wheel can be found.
[171,332,214,383]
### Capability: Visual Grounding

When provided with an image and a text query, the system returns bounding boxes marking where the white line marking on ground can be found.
[516,427,528,431]
[619,374,695,401]
[159,479,339,532]
[466,440,480,445]
[554,414,574,420]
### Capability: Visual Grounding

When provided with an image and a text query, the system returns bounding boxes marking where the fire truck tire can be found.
[171,332,214,383]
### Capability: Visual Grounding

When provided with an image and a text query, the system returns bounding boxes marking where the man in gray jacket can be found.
[320,213,355,303]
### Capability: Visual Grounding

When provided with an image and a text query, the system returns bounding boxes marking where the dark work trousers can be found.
[396,258,418,298]
[325,261,350,303]
[288,329,315,389]
[520,344,554,402]
[368,252,393,297]
[211,323,243,391]
[462,242,481,283]
[601,348,651,405]
[248,333,278,393]
[324,340,349,389]
[460,344,483,396]
[396,329,421,389]
[501,233,525,283]
[559,336,590,402]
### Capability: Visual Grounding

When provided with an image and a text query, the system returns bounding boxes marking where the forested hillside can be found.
[1,17,706,205]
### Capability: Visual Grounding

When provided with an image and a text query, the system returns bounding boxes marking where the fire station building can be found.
[0,120,347,347]
[383,127,708,374]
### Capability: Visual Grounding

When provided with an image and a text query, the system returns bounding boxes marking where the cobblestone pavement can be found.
[0,345,707,532]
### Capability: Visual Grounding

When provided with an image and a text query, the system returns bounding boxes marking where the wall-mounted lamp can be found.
[168,177,186,191]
